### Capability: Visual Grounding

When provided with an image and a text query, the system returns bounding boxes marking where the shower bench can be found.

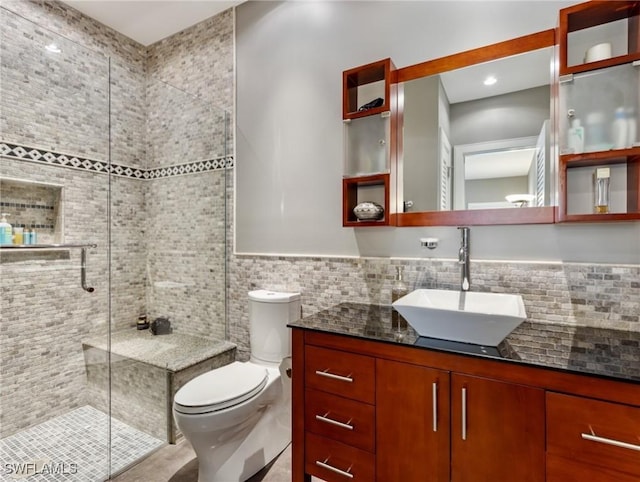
[82,329,236,443]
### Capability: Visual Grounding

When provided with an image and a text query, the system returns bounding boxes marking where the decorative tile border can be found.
[0,142,233,179]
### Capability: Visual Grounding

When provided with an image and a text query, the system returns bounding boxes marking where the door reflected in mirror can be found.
[400,46,554,214]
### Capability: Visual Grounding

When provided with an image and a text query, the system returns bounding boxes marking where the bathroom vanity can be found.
[289,304,640,482]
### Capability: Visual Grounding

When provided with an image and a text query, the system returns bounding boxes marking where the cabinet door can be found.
[451,374,545,482]
[546,392,640,479]
[376,359,450,482]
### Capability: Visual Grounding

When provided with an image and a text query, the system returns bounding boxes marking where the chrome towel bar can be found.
[0,243,97,292]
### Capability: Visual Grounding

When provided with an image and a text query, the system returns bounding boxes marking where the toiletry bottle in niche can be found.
[391,266,408,329]
[136,314,149,330]
[13,226,23,245]
[594,167,610,214]
[0,214,12,245]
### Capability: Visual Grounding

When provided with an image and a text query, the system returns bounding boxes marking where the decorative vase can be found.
[353,201,384,221]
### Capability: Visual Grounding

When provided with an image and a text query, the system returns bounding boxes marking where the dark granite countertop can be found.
[288,303,640,383]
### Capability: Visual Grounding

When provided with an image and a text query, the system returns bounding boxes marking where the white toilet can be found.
[173,290,301,482]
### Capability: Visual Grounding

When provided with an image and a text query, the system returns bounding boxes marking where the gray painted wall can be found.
[235,0,639,263]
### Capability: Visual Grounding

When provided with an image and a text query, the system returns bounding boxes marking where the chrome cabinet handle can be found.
[461,387,467,441]
[316,459,354,479]
[315,413,354,431]
[432,382,438,432]
[581,432,640,452]
[315,369,353,383]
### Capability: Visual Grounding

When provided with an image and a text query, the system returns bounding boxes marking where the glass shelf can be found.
[0,243,97,250]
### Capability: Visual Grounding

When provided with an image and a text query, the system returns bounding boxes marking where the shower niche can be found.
[0,177,64,245]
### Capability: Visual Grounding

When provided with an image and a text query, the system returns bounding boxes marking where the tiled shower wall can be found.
[0,1,233,437]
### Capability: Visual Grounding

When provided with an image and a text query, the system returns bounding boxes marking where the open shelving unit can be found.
[342,58,397,227]
[557,1,640,222]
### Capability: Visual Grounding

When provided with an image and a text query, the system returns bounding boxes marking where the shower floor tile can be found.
[0,406,164,481]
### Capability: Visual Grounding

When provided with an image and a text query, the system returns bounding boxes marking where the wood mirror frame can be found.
[394,29,557,227]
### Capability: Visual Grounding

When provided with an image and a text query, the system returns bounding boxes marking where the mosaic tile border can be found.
[0,142,233,179]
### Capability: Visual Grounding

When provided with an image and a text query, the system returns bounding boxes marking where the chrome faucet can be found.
[458,227,470,291]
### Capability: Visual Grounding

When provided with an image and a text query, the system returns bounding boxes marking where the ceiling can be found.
[60,0,243,46]
[440,46,553,104]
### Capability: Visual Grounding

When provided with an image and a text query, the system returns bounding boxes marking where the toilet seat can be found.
[174,362,269,414]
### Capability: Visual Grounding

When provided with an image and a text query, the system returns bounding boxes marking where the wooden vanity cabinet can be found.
[291,328,639,482]
[376,365,545,482]
[450,374,545,482]
[376,359,450,481]
[293,330,546,481]
[546,392,640,481]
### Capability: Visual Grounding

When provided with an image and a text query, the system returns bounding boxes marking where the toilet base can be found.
[176,364,291,482]
[198,407,290,482]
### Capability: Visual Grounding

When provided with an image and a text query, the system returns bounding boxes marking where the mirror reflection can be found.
[400,47,553,213]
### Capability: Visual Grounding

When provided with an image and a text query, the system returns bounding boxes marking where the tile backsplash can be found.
[228,254,640,360]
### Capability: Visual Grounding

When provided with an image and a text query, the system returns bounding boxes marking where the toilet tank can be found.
[248,290,301,364]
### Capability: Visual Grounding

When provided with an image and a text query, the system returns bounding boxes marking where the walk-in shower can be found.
[0,5,231,480]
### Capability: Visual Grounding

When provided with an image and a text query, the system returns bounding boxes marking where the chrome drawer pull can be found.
[581,432,640,452]
[315,369,353,383]
[461,387,467,441]
[432,382,438,432]
[316,459,354,479]
[316,412,354,430]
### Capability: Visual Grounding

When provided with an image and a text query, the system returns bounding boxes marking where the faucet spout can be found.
[458,227,470,291]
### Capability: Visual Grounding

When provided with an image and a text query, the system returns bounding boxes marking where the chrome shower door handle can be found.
[81,247,95,293]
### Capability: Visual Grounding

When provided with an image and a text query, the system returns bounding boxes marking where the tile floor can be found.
[112,439,292,482]
[0,406,164,481]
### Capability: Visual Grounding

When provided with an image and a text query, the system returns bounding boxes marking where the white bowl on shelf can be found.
[584,42,612,63]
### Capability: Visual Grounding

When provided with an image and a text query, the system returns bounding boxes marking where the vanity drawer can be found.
[305,388,375,452]
[305,345,375,403]
[305,432,375,482]
[547,392,640,478]
[547,453,640,482]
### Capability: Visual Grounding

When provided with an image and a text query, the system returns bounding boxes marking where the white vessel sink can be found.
[392,289,527,346]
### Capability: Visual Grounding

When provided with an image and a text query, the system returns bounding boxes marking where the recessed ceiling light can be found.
[45,43,61,53]
[483,76,497,86]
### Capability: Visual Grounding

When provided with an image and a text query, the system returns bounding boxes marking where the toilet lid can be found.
[174,362,268,414]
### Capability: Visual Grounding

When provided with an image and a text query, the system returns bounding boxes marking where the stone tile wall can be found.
[0,158,110,437]
[0,0,233,439]
[0,0,147,169]
[145,170,228,341]
[146,9,234,113]
[228,255,640,360]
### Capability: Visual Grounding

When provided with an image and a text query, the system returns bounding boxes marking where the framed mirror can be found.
[395,30,557,226]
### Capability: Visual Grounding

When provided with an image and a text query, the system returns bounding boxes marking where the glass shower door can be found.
[0,7,112,480]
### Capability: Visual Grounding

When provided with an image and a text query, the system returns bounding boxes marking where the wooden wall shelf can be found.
[343,173,391,227]
[559,1,640,76]
[557,150,640,222]
[343,58,395,120]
